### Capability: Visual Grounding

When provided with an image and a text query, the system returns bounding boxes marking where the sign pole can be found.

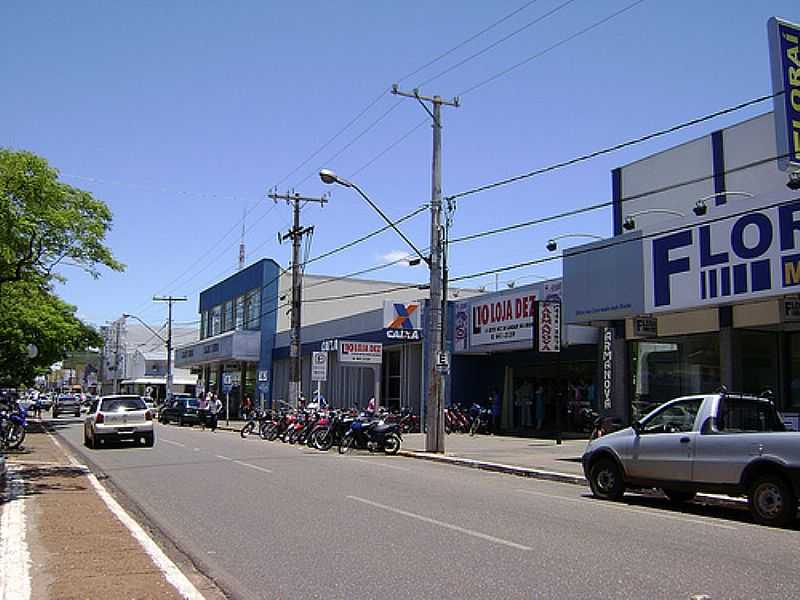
[226,391,230,426]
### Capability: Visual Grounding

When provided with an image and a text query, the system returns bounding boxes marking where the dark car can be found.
[53,394,81,418]
[158,398,201,426]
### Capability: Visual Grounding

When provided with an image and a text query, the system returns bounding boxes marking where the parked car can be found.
[84,395,155,448]
[583,391,800,526]
[159,397,202,426]
[53,394,81,418]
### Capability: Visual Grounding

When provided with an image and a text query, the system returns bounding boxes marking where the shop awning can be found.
[174,330,261,368]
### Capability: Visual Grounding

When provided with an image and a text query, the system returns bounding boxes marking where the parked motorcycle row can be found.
[0,398,29,450]
[238,406,418,455]
[443,405,493,435]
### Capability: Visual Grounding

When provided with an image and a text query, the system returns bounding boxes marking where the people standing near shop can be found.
[240,394,253,420]
[489,389,501,434]
[198,392,209,431]
[208,393,222,432]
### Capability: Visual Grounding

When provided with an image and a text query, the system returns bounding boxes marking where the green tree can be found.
[0,280,103,386]
[0,149,124,289]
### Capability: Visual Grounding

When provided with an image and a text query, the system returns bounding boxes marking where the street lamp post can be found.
[123,312,169,399]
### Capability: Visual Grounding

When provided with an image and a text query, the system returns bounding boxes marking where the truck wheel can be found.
[663,489,697,504]
[588,457,625,501]
[749,475,797,527]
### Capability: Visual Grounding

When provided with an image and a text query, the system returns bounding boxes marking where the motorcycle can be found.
[0,400,28,450]
[338,417,402,455]
[240,409,270,439]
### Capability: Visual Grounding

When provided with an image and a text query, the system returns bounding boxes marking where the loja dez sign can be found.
[645,198,800,313]
[471,291,538,346]
[339,341,383,364]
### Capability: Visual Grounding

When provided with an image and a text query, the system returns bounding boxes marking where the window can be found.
[641,399,702,434]
[200,312,207,340]
[235,295,245,330]
[211,305,222,336]
[100,397,146,412]
[718,398,785,433]
[223,301,233,332]
[246,289,260,330]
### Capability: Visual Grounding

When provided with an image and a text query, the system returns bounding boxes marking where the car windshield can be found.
[59,395,76,401]
[186,399,199,408]
[100,397,146,412]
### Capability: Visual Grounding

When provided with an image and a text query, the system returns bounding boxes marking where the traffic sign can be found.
[222,373,233,393]
[312,351,328,382]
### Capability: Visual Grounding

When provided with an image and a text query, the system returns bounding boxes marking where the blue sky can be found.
[2,0,798,327]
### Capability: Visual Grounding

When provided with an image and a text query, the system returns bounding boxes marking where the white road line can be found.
[515,489,737,531]
[0,469,31,600]
[350,458,411,472]
[233,461,273,474]
[192,448,200,452]
[347,495,532,551]
[215,455,232,461]
[162,440,186,448]
[45,430,205,599]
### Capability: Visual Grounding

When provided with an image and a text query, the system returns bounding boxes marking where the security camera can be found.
[788,171,800,191]
[546,240,557,252]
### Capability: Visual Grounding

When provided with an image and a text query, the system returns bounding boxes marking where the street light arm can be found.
[122,314,166,344]
[349,181,431,266]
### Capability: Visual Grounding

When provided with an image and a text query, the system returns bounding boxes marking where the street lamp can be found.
[545,233,603,252]
[122,313,170,399]
[622,209,685,231]
[692,191,754,216]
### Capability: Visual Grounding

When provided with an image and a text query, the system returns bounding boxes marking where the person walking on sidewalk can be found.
[198,392,209,431]
[208,393,223,432]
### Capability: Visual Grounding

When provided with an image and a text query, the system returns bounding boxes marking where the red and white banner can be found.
[471,291,538,346]
[339,341,383,364]
[537,301,561,353]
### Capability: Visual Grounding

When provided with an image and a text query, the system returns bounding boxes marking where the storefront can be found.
[174,259,280,414]
[450,280,601,434]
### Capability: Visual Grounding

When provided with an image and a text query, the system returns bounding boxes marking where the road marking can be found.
[192,448,200,452]
[351,458,410,472]
[162,440,186,448]
[233,461,273,474]
[515,489,737,530]
[215,455,232,461]
[45,430,206,599]
[0,469,31,600]
[347,495,532,551]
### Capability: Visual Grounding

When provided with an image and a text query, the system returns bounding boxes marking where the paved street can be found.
[51,418,800,600]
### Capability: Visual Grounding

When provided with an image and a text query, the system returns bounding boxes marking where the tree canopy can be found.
[0,149,124,385]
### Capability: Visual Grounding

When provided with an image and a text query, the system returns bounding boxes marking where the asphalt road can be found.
[51,417,800,600]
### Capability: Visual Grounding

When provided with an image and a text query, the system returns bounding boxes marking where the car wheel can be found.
[178,416,184,427]
[144,433,155,448]
[749,475,797,527]
[93,434,102,448]
[663,489,697,504]
[53,411,59,419]
[74,410,80,417]
[588,457,625,501]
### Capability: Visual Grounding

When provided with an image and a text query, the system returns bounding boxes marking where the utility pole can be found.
[268,190,329,408]
[153,295,187,400]
[113,320,122,394]
[391,84,459,453]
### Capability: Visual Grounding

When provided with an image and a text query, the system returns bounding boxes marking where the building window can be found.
[246,289,261,330]
[211,305,222,337]
[223,300,233,332]
[235,295,245,330]
[200,312,207,340]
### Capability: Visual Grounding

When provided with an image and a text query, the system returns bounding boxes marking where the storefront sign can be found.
[633,317,658,337]
[783,298,800,321]
[645,196,800,313]
[257,369,269,382]
[597,327,615,411]
[339,341,383,364]
[311,351,328,381]
[768,17,800,170]
[383,300,421,329]
[453,302,469,352]
[471,290,538,346]
[320,339,339,352]
[384,329,421,341]
[537,301,561,353]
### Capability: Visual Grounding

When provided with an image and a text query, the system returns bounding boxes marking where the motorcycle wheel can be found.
[265,424,280,442]
[383,433,401,455]
[315,429,333,451]
[7,424,25,449]
[338,435,355,455]
[240,422,255,439]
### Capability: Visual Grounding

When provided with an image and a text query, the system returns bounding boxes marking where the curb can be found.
[397,450,587,486]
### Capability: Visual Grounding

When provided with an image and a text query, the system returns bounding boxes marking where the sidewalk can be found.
[0,422,217,600]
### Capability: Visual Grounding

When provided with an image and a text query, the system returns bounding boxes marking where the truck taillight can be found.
[145,410,153,421]
[96,413,104,424]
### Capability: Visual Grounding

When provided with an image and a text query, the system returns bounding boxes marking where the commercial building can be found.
[564,110,800,428]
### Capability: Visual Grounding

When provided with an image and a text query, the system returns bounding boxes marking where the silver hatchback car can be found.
[84,395,155,448]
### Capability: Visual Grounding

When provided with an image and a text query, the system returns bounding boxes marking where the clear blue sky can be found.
[2,1,798,327]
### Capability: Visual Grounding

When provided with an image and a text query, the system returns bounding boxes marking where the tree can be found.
[0,149,124,289]
[0,280,103,386]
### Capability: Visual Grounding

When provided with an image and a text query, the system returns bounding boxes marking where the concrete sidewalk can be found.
[1,421,220,600]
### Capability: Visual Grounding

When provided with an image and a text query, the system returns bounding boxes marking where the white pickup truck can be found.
[582,392,800,526]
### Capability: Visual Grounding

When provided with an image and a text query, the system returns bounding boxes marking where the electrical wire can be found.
[446,91,781,202]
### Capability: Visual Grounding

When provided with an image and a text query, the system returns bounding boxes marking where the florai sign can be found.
[536,301,561,353]
[471,290,538,346]
[768,17,800,170]
[338,341,383,365]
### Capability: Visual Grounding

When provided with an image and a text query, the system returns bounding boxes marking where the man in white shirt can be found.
[208,394,223,432]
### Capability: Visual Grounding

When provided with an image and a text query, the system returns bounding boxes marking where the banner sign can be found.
[768,17,800,170]
[597,327,615,411]
[633,317,658,337]
[453,302,469,352]
[339,341,383,364]
[644,197,800,313]
[383,301,422,341]
[311,351,328,381]
[537,301,561,353]
[471,290,538,346]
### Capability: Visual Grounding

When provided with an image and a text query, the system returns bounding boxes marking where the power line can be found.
[446,91,781,202]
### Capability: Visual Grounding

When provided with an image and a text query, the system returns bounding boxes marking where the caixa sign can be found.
[645,197,800,313]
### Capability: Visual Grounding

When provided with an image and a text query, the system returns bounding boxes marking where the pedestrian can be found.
[198,392,209,430]
[241,394,253,420]
[208,393,223,432]
[489,389,501,434]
